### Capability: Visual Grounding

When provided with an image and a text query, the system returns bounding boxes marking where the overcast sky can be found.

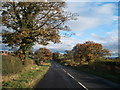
[33,1,119,56]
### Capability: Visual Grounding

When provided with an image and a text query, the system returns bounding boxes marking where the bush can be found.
[34,59,40,65]
[61,60,73,66]
[89,58,120,73]
[2,55,24,76]
[24,57,33,66]
[2,55,33,76]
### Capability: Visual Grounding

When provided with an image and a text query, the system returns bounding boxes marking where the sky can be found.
[0,1,119,57]
[33,1,119,56]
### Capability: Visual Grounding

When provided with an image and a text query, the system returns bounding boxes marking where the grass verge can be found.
[65,65,120,84]
[2,61,51,88]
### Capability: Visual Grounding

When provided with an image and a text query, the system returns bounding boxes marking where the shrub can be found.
[2,55,24,76]
[89,58,120,73]
[24,57,33,66]
[34,59,40,65]
[2,55,33,76]
[61,60,72,66]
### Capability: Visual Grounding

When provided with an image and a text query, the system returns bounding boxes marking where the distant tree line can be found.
[53,41,111,65]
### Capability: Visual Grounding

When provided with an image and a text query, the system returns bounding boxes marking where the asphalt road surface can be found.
[35,61,120,89]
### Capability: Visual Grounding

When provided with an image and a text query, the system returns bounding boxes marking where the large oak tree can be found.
[1,1,76,64]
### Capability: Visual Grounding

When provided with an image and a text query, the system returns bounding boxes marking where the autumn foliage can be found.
[1,2,76,64]
[72,41,111,64]
[52,52,60,60]
[35,48,53,63]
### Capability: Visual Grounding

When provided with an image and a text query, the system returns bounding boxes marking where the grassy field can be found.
[2,61,51,88]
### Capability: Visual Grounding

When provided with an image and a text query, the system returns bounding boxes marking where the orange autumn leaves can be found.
[35,48,53,62]
[2,2,76,65]
[72,41,111,63]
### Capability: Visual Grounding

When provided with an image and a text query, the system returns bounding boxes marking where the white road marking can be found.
[62,68,88,90]
[62,69,67,73]
[55,64,60,68]
[78,82,88,90]
[67,73,75,79]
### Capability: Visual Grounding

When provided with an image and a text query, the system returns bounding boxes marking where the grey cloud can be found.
[0,44,11,50]
[91,32,118,56]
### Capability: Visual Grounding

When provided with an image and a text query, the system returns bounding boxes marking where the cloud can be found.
[95,4,115,15]
[94,4,117,25]
[66,2,117,31]
[0,26,14,33]
[66,16,101,32]
[0,44,11,51]
[33,36,84,52]
[75,32,83,37]
[33,30,118,56]
[66,0,119,2]
[0,36,2,42]
[90,30,118,55]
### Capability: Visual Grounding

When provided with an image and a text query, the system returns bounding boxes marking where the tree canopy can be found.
[52,52,60,60]
[1,2,76,63]
[72,41,111,64]
[64,50,73,60]
[35,48,53,62]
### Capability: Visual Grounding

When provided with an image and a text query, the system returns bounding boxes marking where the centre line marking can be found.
[78,82,88,90]
[62,68,88,90]
[62,69,67,72]
[67,73,74,79]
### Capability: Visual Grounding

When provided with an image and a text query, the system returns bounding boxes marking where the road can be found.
[35,61,120,89]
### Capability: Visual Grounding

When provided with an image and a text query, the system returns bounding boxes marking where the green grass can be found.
[2,61,51,88]
[2,55,24,76]
[58,57,120,84]
[2,54,34,76]
[66,65,120,84]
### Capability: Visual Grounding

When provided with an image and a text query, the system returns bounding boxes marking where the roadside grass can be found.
[2,54,24,76]
[2,61,51,88]
[65,65,120,84]
[57,58,120,84]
